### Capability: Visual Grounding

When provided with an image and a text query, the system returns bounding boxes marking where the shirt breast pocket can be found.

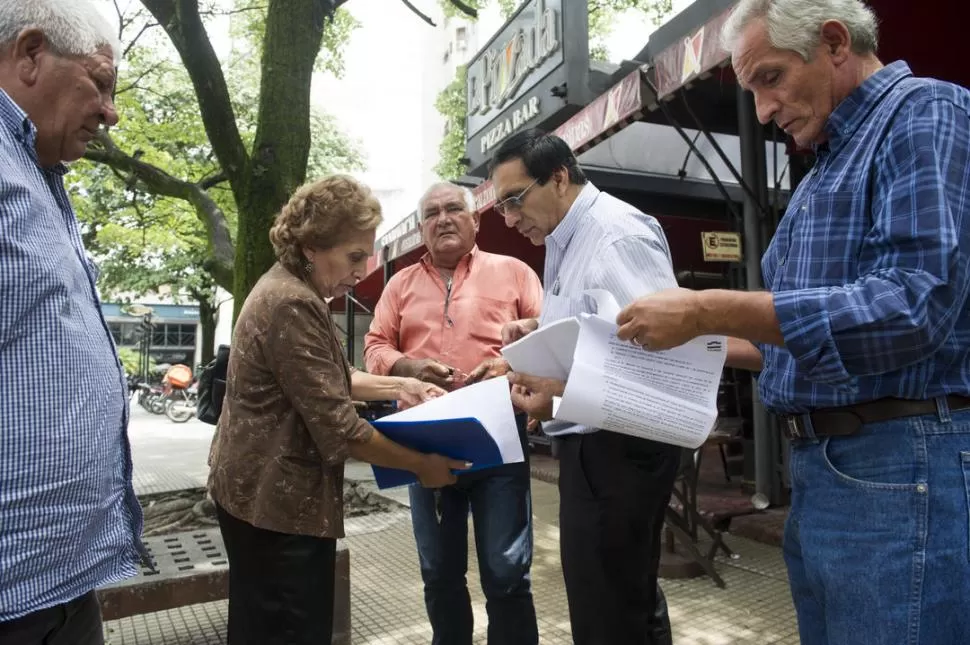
[455,294,518,345]
[779,190,867,289]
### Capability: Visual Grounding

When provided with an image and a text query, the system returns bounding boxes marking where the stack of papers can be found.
[370,376,524,489]
[501,290,727,449]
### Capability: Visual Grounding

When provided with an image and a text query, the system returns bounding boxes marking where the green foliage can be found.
[433,66,468,180]
[433,0,673,177]
[589,0,673,60]
[440,0,519,21]
[75,0,363,310]
[117,347,152,376]
[440,0,485,20]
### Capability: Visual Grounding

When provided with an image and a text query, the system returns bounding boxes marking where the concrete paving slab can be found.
[109,409,800,644]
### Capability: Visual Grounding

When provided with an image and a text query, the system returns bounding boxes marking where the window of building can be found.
[456,26,467,51]
[108,322,142,347]
[108,321,196,348]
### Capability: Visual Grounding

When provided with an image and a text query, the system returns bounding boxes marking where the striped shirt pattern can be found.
[540,182,678,436]
[0,90,142,621]
[761,62,970,414]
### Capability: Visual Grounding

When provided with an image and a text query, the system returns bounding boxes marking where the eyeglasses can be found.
[494,180,537,216]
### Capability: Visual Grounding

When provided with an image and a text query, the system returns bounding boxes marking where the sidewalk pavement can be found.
[106,407,800,644]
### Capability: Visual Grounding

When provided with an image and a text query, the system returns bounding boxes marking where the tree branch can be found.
[401,0,436,26]
[198,3,268,17]
[199,172,228,190]
[448,0,478,18]
[84,130,235,292]
[122,21,160,58]
[114,59,167,96]
[139,0,250,203]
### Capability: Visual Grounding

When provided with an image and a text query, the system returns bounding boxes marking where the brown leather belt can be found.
[780,395,970,441]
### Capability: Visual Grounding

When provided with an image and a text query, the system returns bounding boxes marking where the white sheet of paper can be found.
[500,317,580,380]
[554,314,727,449]
[583,288,622,320]
[379,376,524,464]
[500,289,620,381]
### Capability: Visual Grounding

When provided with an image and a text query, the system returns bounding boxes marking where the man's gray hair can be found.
[722,0,878,61]
[417,182,477,217]
[0,0,121,64]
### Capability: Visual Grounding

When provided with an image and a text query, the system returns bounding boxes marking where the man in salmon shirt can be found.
[364,181,542,645]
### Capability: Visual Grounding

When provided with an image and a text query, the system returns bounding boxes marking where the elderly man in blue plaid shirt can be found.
[615,1,970,644]
[0,2,143,644]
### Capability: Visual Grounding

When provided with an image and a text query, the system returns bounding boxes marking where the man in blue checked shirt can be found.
[615,1,970,644]
[0,2,144,643]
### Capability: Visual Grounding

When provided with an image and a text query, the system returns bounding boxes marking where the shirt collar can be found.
[421,244,480,272]
[547,182,600,249]
[0,88,33,143]
[822,61,912,153]
[0,88,69,174]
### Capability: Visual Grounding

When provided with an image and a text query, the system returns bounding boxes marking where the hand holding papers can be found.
[499,290,620,381]
[501,290,727,449]
[501,318,579,380]
[370,376,524,489]
[556,316,726,449]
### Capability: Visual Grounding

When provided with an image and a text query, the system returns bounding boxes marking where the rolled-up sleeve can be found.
[774,97,970,384]
[363,276,406,376]
[264,300,373,464]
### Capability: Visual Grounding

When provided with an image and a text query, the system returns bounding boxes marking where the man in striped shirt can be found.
[490,129,678,645]
[0,2,143,643]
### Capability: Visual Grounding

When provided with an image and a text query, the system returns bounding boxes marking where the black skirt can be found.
[216,504,337,645]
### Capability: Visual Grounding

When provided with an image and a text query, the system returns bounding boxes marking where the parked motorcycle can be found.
[161,364,198,423]
[164,383,198,423]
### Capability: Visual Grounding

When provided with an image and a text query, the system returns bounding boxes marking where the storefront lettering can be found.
[557,116,592,149]
[480,96,541,154]
[468,0,559,119]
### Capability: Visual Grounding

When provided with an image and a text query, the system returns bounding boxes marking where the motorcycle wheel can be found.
[165,399,194,423]
[149,396,166,414]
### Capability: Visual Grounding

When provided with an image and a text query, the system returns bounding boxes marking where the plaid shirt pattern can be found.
[760,62,970,414]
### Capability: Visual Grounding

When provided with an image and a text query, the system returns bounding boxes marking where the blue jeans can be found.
[785,402,970,645]
[409,459,537,645]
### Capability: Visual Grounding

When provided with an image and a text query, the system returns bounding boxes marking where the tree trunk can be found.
[232,0,329,319]
[139,0,341,319]
[198,297,217,365]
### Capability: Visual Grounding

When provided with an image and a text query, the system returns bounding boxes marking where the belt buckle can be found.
[785,415,806,440]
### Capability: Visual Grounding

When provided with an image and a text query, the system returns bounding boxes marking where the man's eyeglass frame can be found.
[494,179,538,216]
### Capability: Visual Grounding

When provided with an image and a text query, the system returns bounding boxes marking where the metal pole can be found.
[383,247,394,284]
[146,314,153,381]
[345,292,355,366]
[737,90,776,504]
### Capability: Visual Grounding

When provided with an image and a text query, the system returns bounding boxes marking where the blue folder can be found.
[370,417,504,489]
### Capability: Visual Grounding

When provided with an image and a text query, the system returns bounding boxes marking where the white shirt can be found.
[539,182,678,436]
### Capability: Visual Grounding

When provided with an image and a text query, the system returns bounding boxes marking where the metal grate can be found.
[117,529,228,587]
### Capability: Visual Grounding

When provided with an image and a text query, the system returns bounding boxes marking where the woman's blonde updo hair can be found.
[269,174,383,273]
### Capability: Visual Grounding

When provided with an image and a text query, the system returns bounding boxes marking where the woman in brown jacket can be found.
[208,175,467,645]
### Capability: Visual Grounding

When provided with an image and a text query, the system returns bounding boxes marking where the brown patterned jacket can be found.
[208,263,374,538]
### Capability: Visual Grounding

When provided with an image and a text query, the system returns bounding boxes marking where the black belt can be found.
[780,395,970,441]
